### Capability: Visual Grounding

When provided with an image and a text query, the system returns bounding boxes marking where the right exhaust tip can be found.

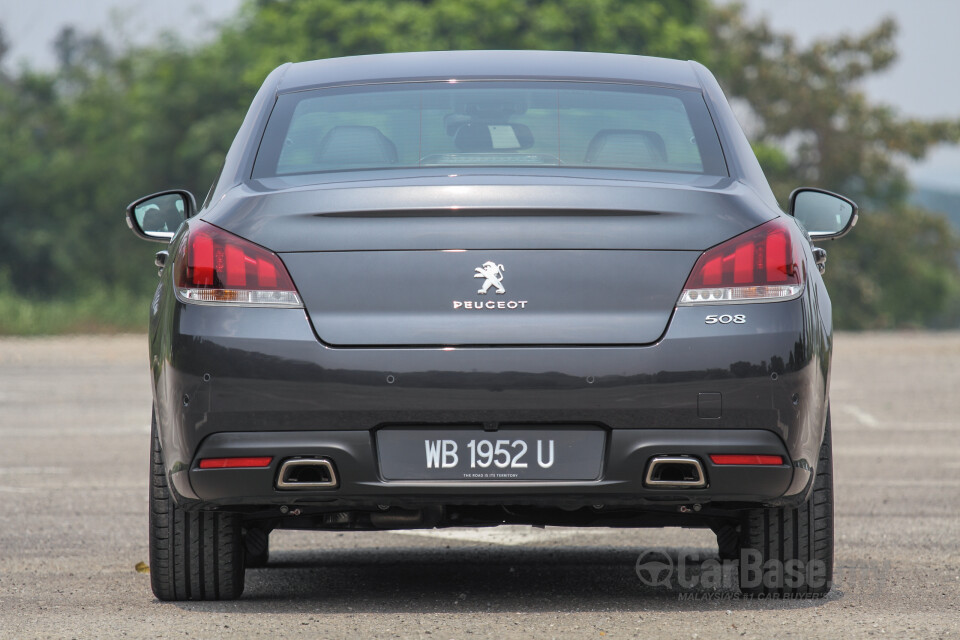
[644,456,707,489]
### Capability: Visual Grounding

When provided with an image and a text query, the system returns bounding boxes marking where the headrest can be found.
[584,129,668,167]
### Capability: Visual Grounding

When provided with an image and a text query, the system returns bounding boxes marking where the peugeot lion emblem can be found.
[474,261,506,295]
[451,261,528,310]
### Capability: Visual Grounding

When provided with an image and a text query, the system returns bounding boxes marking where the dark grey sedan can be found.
[126,50,857,600]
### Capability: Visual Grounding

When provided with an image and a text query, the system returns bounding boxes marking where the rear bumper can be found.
[189,428,794,509]
[150,295,829,510]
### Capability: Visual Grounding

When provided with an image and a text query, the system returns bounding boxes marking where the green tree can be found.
[710,7,960,328]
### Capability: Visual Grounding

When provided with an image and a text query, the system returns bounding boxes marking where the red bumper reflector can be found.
[709,454,784,466]
[199,457,273,469]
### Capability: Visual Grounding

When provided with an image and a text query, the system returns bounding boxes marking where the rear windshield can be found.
[252,81,727,178]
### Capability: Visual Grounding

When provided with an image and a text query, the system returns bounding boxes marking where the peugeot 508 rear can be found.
[125,51,858,600]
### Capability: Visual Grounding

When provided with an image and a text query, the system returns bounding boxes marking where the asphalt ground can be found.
[0,333,958,638]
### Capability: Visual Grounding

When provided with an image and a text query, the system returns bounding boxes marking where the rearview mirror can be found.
[453,123,534,152]
[125,190,196,242]
[789,188,858,240]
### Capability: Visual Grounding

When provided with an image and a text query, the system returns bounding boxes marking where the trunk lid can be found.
[282,248,697,345]
[207,176,776,346]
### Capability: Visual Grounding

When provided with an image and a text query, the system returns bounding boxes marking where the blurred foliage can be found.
[0,2,957,333]
[711,7,960,328]
[0,285,146,335]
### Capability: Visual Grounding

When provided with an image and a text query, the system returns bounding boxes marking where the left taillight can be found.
[174,221,302,307]
[678,217,804,306]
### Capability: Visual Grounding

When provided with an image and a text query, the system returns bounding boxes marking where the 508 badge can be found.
[705,314,746,325]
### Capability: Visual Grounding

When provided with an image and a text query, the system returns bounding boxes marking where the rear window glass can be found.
[253,81,726,178]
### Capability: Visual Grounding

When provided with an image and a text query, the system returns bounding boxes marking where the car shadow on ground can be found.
[175,546,840,613]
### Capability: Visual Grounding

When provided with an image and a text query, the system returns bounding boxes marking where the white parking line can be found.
[841,479,960,487]
[390,525,586,546]
[838,404,880,427]
[0,467,68,475]
[835,447,956,457]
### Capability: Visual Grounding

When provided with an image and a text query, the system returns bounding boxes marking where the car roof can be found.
[276,50,704,93]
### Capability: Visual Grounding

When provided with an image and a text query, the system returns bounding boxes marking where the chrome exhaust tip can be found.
[644,456,707,489]
[276,458,338,489]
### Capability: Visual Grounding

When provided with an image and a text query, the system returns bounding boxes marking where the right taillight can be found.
[678,218,804,306]
[174,221,302,307]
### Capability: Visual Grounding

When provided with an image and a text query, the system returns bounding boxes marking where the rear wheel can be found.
[149,414,245,600]
[738,410,834,596]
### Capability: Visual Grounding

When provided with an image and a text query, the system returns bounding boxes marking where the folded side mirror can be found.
[125,190,196,243]
[788,188,858,240]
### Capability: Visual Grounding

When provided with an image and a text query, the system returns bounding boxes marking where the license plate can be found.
[377,427,605,481]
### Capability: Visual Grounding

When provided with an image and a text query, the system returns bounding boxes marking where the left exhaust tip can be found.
[276,458,338,489]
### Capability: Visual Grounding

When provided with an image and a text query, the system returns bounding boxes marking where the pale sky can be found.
[734,0,960,190]
[1,0,957,190]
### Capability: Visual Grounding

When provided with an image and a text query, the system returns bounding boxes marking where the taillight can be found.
[174,222,302,307]
[678,218,804,305]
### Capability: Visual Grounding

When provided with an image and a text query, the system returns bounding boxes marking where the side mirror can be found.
[125,190,196,242]
[788,188,858,240]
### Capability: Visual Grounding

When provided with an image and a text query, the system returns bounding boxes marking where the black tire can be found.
[738,410,834,597]
[243,527,270,568]
[149,414,245,601]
